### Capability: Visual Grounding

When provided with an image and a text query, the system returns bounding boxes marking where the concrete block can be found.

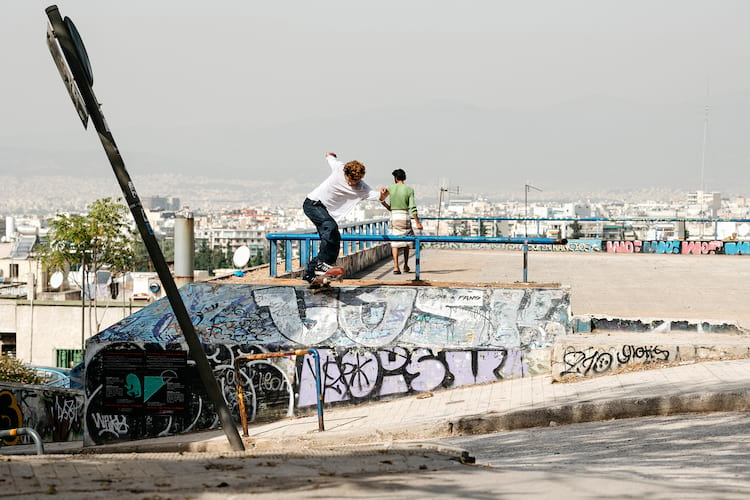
[83,281,571,446]
[551,332,750,382]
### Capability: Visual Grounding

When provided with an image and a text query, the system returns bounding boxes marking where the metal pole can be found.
[234,349,325,436]
[415,238,422,281]
[45,6,244,451]
[0,428,45,455]
[310,349,325,432]
[523,242,529,282]
[524,185,528,237]
[81,251,85,352]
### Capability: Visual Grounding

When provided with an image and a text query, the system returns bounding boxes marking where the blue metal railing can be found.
[267,215,750,282]
[267,232,567,281]
[422,216,750,240]
[268,218,390,277]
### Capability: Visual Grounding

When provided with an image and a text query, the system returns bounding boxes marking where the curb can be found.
[451,388,750,435]
[14,388,749,457]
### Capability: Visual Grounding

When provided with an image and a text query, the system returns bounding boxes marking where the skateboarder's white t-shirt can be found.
[307,155,381,224]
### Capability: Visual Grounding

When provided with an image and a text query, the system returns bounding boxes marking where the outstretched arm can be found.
[325,152,343,172]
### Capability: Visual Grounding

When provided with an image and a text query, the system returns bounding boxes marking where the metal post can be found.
[0,428,45,455]
[523,240,529,283]
[310,349,325,432]
[81,251,85,352]
[415,238,421,281]
[285,240,292,272]
[45,7,244,451]
[234,349,325,437]
[270,240,277,277]
[301,239,310,269]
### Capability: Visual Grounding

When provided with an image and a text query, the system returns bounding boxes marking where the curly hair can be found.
[344,161,366,182]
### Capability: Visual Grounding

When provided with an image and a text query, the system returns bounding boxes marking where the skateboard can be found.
[309,266,344,293]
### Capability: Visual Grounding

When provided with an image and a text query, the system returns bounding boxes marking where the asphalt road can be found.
[440,411,750,499]
[4,412,749,499]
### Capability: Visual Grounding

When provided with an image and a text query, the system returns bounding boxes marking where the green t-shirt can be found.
[387,183,418,215]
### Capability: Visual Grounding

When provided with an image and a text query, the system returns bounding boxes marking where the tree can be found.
[40,197,135,334]
[0,355,43,385]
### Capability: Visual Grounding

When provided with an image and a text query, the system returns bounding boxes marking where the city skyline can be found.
[4,2,750,195]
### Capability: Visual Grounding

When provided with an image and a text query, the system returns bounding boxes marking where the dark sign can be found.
[103,348,187,414]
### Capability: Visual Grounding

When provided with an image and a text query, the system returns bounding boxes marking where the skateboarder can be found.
[381,168,423,274]
[302,152,388,284]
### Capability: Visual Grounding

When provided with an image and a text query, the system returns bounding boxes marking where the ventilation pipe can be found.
[174,211,194,287]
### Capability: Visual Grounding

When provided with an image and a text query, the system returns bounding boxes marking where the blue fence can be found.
[422,216,750,240]
[267,218,390,277]
[267,222,566,281]
[267,215,750,281]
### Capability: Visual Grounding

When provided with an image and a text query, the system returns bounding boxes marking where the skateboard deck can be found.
[309,266,344,292]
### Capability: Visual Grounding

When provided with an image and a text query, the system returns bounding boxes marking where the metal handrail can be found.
[0,428,45,455]
[267,219,391,276]
[266,233,567,281]
[234,349,324,437]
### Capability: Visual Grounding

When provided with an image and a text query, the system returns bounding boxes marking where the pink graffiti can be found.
[681,240,723,255]
[605,240,642,253]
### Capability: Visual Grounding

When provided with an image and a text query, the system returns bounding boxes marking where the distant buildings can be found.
[687,190,721,217]
[145,195,181,212]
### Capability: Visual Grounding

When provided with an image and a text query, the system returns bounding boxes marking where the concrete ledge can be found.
[588,316,747,334]
[451,389,750,435]
[551,332,750,381]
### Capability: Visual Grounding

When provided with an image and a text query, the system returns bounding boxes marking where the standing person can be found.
[381,168,423,274]
[302,152,388,283]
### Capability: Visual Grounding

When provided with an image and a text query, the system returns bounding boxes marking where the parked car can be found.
[29,366,74,389]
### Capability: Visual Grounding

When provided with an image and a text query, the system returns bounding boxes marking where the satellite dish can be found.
[49,272,64,290]
[739,223,750,237]
[232,245,251,268]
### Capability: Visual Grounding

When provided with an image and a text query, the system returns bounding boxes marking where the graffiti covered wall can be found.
[84,282,570,445]
[605,240,750,255]
[0,383,83,445]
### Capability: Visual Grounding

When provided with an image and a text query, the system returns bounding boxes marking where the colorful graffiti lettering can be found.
[295,347,525,408]
[605,240,736,255]
[0,390,23,445]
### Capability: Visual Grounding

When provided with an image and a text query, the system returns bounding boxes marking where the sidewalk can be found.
[7,357,747,456]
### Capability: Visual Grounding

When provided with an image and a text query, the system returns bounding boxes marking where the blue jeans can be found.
[303,198,340,277]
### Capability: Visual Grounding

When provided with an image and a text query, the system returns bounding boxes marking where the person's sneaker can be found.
[314,261,335,276]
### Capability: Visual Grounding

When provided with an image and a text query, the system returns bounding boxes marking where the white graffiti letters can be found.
[91,413,129,437]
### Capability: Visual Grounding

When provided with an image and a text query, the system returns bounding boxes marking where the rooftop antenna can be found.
[699,79,710,235]
[524,181,542,237]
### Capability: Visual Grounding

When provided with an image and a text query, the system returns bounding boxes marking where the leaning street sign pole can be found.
[44,5,244,452]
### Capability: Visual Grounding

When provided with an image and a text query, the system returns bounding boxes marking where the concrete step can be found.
[551,331,750,382]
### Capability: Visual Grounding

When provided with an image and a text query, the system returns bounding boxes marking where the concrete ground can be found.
[3,358,750,497]
[3,248,749,497]
[352,248,750,329]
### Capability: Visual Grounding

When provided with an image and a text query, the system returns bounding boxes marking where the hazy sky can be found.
[4,1,750,196]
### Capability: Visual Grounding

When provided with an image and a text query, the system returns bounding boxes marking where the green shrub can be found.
[0,356,44,385]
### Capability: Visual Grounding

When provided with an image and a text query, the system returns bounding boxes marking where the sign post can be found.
[45,5,244,451]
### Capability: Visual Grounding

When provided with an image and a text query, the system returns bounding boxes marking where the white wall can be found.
[3,300,145,366]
